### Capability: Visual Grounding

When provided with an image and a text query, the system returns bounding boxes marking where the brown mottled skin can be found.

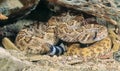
[15,13,109,55]
[15,21,58,54]
[65,29,120,60]
[55,13,108,44]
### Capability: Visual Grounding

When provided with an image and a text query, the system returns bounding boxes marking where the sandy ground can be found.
[6,50,120,71]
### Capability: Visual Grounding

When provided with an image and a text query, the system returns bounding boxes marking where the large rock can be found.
[0,47,30,71]
[49,0,120,26]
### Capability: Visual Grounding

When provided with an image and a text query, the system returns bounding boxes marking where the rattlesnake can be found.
[65,29,120,60]
[15,12,108,55]
[55,13,108,43]
[15,21,59,55]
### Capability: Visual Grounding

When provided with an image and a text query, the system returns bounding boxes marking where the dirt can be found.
[6,49,120,71]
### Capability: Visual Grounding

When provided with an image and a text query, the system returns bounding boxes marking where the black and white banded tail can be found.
[48,43,66,56]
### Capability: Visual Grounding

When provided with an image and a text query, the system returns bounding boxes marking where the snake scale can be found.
[65,29,120,60]
[15,12,109,56]
[0,0,119,62]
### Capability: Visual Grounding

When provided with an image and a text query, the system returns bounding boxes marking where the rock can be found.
[0,47,30,71]
[48,0,120,26]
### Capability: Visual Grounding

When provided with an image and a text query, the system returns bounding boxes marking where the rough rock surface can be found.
[0,47,31,71]
[0,47,120,71]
